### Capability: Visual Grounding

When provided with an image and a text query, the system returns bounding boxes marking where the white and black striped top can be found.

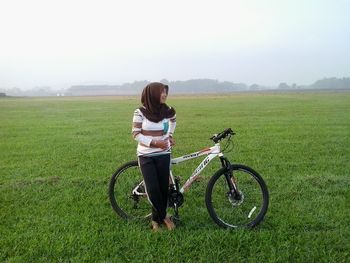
[132,108,176,156]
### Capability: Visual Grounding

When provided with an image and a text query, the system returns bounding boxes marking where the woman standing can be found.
[132,82,177,231]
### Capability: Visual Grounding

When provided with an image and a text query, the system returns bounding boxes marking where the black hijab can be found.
[140,82,175,123]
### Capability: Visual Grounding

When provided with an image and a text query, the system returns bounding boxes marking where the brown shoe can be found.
[163,217,175,231]
[151,221,160,232]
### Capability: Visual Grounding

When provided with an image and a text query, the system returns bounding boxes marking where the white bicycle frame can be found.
[170,143,223,193]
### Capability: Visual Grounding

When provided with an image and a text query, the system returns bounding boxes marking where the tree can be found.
[278,82,290,89]
[249,84,260,90]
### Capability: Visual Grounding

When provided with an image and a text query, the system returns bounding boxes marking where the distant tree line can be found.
[1,77,350,96]
[161,79,249,93]
[277,77,350,90]
[310,77,350,89]
[68,79,267,95]
[68,77,350,95]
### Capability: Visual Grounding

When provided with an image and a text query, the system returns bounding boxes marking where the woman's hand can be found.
[151,140,169,149]
[169,137,176,146]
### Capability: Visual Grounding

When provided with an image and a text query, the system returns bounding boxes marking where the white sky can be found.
[0,0,349,89]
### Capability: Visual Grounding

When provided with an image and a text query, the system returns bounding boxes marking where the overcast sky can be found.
[1,0,349,90]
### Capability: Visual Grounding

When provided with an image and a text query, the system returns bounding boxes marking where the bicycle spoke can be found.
[109,161,152,220]
[206,165,268,228]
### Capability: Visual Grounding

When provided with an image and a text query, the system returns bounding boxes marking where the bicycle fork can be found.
[220,157,242,201]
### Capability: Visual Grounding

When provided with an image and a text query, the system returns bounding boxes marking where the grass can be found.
[1,92,349,262]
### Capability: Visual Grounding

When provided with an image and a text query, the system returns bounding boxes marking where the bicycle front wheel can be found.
[206,164,269,228]
[109,160,152,220]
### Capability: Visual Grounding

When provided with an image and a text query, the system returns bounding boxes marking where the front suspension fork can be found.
[220,157,241,200]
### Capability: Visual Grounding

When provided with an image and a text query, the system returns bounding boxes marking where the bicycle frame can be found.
[170,143,224,193]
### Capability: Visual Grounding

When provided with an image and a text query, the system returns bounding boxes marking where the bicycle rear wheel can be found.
[206,164,269,228]
[109,160,152,220]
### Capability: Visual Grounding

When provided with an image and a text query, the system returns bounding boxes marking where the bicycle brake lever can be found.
[210,134,218,140]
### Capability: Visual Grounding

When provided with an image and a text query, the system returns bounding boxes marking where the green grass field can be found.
[1,92,349,262]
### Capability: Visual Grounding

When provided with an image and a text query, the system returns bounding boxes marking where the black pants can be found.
[138,154,170,223]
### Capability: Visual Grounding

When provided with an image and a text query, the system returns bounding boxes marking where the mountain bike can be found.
[108,128,269,228]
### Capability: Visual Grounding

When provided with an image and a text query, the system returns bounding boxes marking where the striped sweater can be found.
[132,108,176,156]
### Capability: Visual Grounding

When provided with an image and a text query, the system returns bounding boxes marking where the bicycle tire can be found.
[205,164,269,228]
[108,160,152,220]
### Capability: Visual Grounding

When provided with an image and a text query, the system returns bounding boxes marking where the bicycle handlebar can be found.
[210,128,235,143]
